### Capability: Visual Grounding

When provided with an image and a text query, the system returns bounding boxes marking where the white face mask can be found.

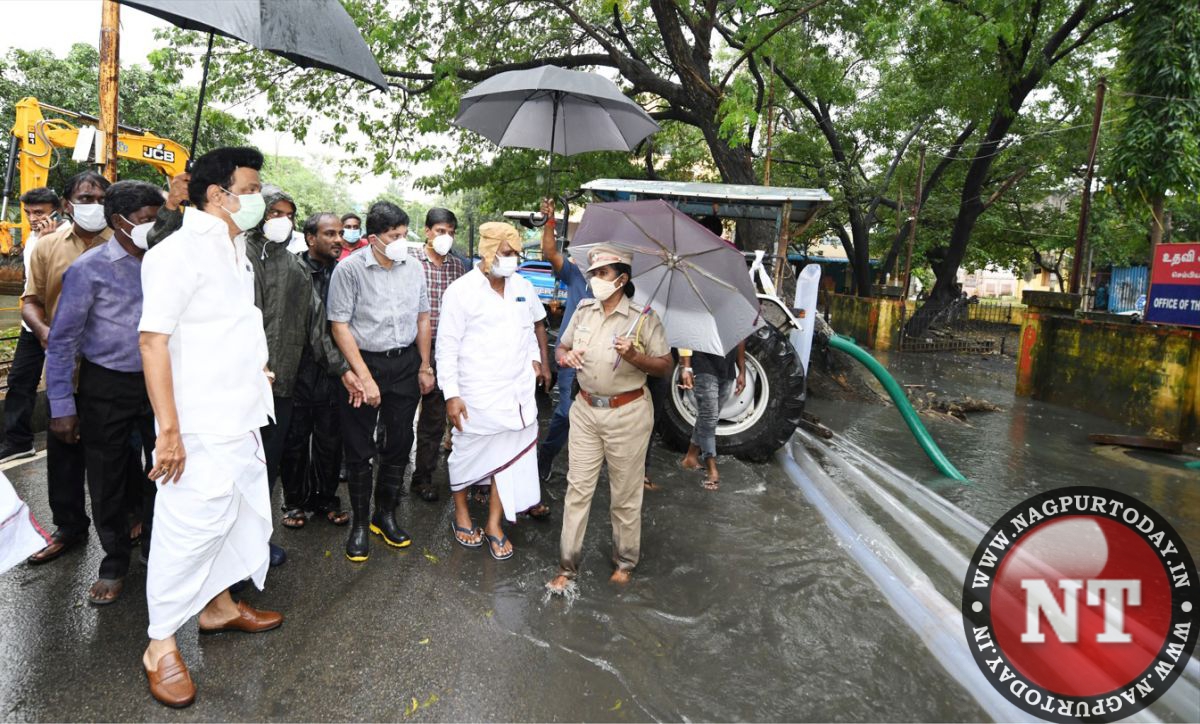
[72,203,108,232]
[431,233,454,257]
[375,236,409,262]
[120,214,152,250]
[490,254,518,277]
[589,275,623,301]
[263,217,293,243]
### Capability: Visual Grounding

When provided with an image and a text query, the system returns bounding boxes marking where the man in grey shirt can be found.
[327,201,435,562]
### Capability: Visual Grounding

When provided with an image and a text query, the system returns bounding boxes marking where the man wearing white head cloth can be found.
[436,221,546,560]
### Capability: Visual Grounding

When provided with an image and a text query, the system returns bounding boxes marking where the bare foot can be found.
[643,477,660,491]
[546,574,572,594]
[702,477,719,491]
[609,569,632,584]
[680,456,701,471]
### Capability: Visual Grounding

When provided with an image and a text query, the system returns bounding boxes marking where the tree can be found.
[261,155,354,220]
[907,0,1133,315]
[1109,0,1200,247]
[0,43,247,202]
[151,0,831,246]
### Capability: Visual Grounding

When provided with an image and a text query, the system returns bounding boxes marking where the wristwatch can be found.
[420,367,435,375]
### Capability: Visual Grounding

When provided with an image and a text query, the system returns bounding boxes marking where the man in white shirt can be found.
[137,147,283,709]
[437,222,545,560]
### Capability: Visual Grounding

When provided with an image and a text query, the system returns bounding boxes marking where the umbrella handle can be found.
[187,32,216,171]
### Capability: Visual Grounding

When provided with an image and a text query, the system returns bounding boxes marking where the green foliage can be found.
[140,0,1140,295]
[1110,0,1200,201]
[261,155,354,221]
[0,43,248,204]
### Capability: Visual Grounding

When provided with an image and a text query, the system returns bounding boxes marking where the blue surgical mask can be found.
[343,228,362,244]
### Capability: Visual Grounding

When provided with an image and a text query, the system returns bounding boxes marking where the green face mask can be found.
[219,189,266,231]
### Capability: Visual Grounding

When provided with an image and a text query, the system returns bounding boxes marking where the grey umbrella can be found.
[572,200,762,358]
[453,65,659,195]
[115,0,389,160]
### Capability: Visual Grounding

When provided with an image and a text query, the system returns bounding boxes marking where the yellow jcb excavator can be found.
[0,96,189,265]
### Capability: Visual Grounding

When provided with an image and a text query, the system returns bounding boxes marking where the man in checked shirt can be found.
[408,208,467,503]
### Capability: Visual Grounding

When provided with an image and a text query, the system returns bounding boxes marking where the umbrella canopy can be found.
[571,200,762,357]
[454,65,659,155]
[115,0,389,158]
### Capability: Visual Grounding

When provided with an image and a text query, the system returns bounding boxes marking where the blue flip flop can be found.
[485,532,513,561]
[451,522,484,549]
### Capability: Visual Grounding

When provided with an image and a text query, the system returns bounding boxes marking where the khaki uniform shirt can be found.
[559,295,668,396]
[24,223,112,322]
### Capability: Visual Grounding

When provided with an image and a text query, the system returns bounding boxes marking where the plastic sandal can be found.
[485,532,513,561]
[451,522,484,549]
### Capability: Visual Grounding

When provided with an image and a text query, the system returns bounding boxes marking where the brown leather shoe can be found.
[145,650,196,708]
[26,531,84,565]
[198,600,283,635]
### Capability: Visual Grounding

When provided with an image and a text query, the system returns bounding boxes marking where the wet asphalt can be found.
[0,410,985,722]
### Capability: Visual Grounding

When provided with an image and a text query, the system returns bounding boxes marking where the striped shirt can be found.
[412,247,467,339]
[327,245,430,352]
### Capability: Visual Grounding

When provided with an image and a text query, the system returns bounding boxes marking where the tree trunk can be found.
[1150,194,1165,246]
[701,123,774,251]
[847,206,872,296]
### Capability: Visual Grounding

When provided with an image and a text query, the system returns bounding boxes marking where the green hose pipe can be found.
[826,334,969,483]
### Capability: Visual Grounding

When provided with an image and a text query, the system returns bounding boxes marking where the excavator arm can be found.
[0,96,188,253]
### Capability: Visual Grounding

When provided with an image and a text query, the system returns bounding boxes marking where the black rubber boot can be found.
[345,466,372,562]
[369,464,411,548]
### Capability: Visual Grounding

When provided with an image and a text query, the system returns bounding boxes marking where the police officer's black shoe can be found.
[345,524,370,562]
[370,464,412,548]
[345,466,373,562]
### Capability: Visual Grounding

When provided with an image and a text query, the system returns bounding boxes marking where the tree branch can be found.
[1050,5,1134,64]
[981,166,1030,209]
[382,53,615,82]
[716,0,830,91]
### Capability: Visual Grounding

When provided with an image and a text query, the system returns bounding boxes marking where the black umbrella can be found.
[115,0,389,161]
[453,65,660,198]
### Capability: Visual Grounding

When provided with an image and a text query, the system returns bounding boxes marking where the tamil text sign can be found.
[1146,242,1200,327]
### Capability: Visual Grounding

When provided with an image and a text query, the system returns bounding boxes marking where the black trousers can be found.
[411,348,445,489]
[4,328,44,449]
[76,360,156,579]
[259,395,295,494]
[340,347,420,474]
[281,384,343,513]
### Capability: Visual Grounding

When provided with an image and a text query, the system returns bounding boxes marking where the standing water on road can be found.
[0,351,1195,721]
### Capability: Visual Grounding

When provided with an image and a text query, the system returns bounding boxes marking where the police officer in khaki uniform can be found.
[547,245,672,591]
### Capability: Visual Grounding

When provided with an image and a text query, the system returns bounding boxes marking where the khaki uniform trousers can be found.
[558,390,654,577]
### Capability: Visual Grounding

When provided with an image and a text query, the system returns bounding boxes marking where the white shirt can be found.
[139,208,274,435]
[436,268,545,432]
[20,232,38,333]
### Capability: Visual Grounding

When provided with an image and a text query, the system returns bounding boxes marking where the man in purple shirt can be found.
[45,180,163,605]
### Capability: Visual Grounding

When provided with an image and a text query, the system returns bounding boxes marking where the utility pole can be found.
[902,144,926,299]
[1070,76,1106,296]
[98,0,120,182]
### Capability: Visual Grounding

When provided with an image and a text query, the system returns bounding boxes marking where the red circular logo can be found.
[963,488,1197,722]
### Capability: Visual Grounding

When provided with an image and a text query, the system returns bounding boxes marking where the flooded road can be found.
[0,431,983,721]
[0,351,1195,721]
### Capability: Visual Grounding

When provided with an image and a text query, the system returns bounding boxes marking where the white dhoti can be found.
[448,407,540,523]
[146,430,272,640]
[0,471,50,575]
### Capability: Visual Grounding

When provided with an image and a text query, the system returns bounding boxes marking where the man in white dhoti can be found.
[437,222,546,560]
[0,470,49,575]
[136,147,283,708]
